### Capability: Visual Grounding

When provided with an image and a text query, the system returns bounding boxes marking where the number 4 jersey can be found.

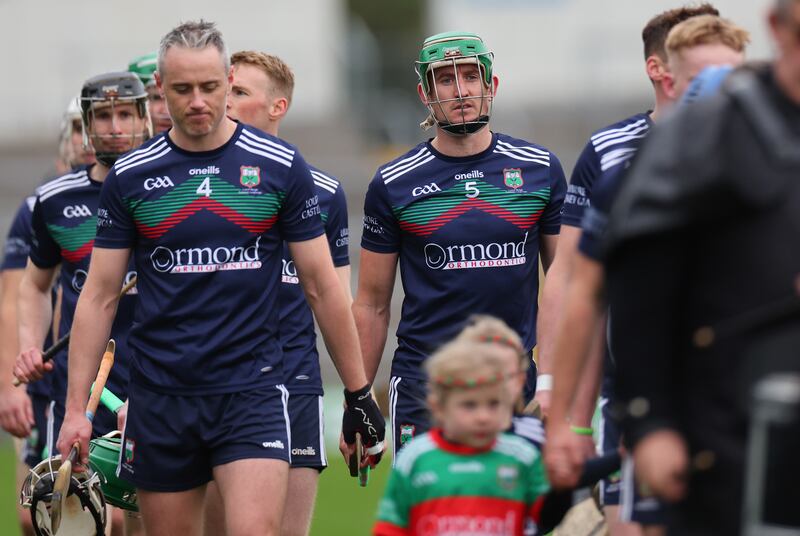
[362,133,566,379]
[95,124,324,395]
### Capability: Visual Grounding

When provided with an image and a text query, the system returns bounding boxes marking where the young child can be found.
[374,340,550,536]
[455,315,545,448]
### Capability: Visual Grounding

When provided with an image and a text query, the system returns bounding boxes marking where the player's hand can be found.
[13,347,53,384]
[342,384,386,467]
[338,431,355,464]
[57,409,92,470]
[545,420,591,489]
[532,389,551,421]
[0,384,34,438]
[633,429,689,502]
[116,399,128,432]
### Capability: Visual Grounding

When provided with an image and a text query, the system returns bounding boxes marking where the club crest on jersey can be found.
[124,438,135,464]
[400,424,416,446]
[503,168,524,189]
[240,166,261,188]
[497,465,519,491]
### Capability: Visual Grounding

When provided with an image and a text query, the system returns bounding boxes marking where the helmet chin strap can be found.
[438,116,491,136]
[94,152,120,167]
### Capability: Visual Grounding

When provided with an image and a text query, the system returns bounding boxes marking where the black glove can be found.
[342,384,386,465]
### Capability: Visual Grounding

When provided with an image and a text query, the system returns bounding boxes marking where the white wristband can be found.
[535,374,553,392]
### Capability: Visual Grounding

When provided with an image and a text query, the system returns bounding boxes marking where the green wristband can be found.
[570,425,594,436]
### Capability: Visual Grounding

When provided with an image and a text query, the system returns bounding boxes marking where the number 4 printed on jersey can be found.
[196,177,213,198]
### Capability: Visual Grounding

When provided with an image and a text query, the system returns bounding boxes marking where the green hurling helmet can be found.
[80,71,152,166]
[89,433,139,512]
[415,31,495,136]
[128,52,158,87]
[417,32,493,93]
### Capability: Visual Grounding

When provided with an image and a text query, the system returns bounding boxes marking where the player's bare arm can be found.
[336,265,353,306]
[352,249,397,384]
[545,253,606,488]
[59,246,130,464]
[533,225,581,416]
[0,268,33,437]
[14,261,59,382]
[289,236,367,391]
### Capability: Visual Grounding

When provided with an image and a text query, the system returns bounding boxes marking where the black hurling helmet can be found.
[79,71,152,166]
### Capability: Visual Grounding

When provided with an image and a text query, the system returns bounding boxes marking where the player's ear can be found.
[155,72,163,91]
[269,97,289,121]
[417,82,429,105]
[645,54,667,83]
[227,65,234,86]
[490,75,499,97]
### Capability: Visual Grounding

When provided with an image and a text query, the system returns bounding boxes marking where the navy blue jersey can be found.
[362,133,566,380]
[95,124,324,395]
[562,114,651,228]
[279,165,349,395]
[2,195,53,398]
[29,167,136,405]
[1,195,36,270]
[571,116,652,399]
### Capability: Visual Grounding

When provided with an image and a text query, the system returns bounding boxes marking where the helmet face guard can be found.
[415,32,495,136]
[80,71,152,167]
[21,455,107,536]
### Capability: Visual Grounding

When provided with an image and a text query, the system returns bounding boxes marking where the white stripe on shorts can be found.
[389,376,401,463]
[278,385,292,464]
[45,401,56,462]
[116,410,128,478]
[620,456,636,522]
[317,395,327,467]
[597,396,608,504]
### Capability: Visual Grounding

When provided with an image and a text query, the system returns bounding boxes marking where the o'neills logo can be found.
[416,512,517,536]
[424,232,528,271]
[189,166,221,176]
[151,237,262,274]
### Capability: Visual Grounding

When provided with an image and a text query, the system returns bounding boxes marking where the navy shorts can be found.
[598,396,668,525]
[388,376,431,461]
[522,355,539,405]
[118,383,291,492]
[287,393,327,471]
[21,394,51,467]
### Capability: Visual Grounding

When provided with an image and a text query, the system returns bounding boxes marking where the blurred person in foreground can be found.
[604,0,800,533]
[373,340,550,536]
[543,9,748,535]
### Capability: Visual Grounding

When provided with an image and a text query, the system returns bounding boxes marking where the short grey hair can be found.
[158,20,230,75]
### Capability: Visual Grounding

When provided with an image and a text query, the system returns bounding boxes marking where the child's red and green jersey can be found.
[374,429,549,536]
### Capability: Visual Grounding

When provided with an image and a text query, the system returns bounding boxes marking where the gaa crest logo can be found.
[503,168,523,189]
[400,424,416,446]
[124,438,135,463]
[240,166,261,188]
